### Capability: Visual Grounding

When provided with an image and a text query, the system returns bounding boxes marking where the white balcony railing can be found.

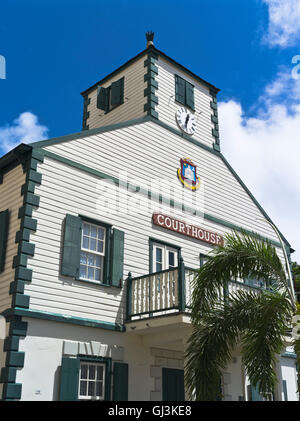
[126,259,263,321]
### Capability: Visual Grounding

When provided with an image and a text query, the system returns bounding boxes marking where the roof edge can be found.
[80,45,220,97]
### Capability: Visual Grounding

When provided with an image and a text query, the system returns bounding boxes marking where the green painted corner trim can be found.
[4,336,20,352]
[12,293,30,309]
[3,308,126,332]
[144,50,158,119]
[8,320,28,337]
[0,366,17,383]
[6,351,25,368]
[2,383,22,400]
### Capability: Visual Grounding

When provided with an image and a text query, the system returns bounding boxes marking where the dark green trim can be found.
[281,352,297,359]
[1,150,43,401]
[2,383,22,400]
[178,257,186,312]
[4,336,20,352]
[210,90,220,151]
[80,45,219,97]
[2,307,125,332]
[144,53,159,119]
[0,366,17,383]
[6,351,25,367]
[82,95,90,131]
[9,320,28,337]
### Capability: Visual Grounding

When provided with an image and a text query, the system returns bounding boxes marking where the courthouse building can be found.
[0,34,298,401]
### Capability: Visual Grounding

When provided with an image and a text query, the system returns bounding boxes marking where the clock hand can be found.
[185,114,190,127]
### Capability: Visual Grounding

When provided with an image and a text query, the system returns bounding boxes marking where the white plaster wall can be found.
[280,357,298,401]
[16,318,155,401]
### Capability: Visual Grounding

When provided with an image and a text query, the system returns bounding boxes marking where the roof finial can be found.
[146,31,154,48]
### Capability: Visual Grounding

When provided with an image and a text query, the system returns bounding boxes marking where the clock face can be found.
[176,107,196,135]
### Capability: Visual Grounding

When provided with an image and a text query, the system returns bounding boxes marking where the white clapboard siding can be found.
[156,56,215,148]
[86,55,147,129]
[26,147,288,325]
[44,121,280,244]
[0,165,25,313]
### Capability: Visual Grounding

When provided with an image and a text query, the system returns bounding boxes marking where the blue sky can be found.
[1,0,300,262]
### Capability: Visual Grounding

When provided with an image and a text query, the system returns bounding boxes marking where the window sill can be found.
[75,278,111,288]
[75,278,122,289]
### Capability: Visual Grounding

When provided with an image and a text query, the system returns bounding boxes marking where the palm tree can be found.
[185,231,296,401]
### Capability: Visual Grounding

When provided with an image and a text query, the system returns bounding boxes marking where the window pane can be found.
[96,366,103,380]
[88,382,95,397]
[82,236,89,249]
[80,381,87,396]
[95,269,101,281]
[169,251,175,267]
[96,382,103,397]
[98,228,105,240]
[90,238,96,251]
[97,240,104,253]
[80,252,87,265]
[156,248,162,263]
[91,226,97,238]
[81,364,88,379]
[83,223,90,236]
[156,262,162,272]
[80,265,86,279]
[89,365,96,380]
[88,267,94,280]
[95,255,101,267]
[87,254,94,266]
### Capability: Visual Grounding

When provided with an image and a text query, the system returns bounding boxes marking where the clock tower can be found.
[81,32,220,151]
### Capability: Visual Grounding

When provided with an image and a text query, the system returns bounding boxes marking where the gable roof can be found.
[24,115,291,249]
[80,45,220,97]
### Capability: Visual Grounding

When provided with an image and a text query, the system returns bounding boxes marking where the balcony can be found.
[125,258,263,330]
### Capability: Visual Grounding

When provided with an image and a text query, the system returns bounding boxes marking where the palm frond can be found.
[191,231,287,322]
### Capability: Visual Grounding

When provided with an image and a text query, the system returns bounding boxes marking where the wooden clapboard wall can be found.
[0,165,26,314]
[23,120,286,325]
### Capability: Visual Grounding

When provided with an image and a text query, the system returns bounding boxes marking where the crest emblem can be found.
[177,158,200,190]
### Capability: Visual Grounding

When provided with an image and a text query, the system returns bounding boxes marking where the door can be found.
[162,368,185,401]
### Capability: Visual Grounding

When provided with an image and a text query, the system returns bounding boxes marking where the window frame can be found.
[77,216,112,286]
[77,356,111,401]
[149,238,181,274]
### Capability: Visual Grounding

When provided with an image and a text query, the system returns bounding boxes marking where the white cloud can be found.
[0,112,48,154]
[263,0,300,47]
[219,97,300,261]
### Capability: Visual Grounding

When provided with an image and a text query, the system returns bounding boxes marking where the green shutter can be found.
[113,362,128,401]
[186,81,194,110]
[111,78,124,106]
[61,214,82,277]
[59,357,80,401]
[0,210,9,273]
[110,228,124,287]
[175,75,185,105]
[250,383,263,401]
[97,86,108,111]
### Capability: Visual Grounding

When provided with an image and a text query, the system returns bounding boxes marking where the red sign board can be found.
[152,213,224,246]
